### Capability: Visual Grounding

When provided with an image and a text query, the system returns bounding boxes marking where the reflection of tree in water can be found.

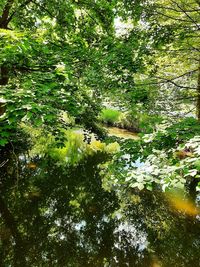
[0,149,200,267]
[120,189,200,267]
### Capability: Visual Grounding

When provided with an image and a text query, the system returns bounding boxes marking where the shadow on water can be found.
[0,148,200,267]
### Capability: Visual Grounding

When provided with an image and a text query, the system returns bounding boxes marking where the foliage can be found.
[136,113,163,133]
[0,1,200,265]
[99,108,122,125]
[102,118,200,193]
[143,0,199,117]
[0,0,153,147]
[143,117,200,150]
[124,135,200,192]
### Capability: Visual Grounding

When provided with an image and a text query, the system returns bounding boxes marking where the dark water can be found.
[0,149,200,267]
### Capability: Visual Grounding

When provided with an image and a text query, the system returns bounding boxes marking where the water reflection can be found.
[0,149,200,267]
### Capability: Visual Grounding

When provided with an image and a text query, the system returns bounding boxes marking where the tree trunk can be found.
[0,65,9,115]
[0,65,9,85]
[0,0,15,115]
[196,58,200,121]
[0,0,14,29]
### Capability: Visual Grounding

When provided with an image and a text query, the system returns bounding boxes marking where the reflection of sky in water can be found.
[114,221,148,252]
[74,220,87,231]
[47,212,148,256]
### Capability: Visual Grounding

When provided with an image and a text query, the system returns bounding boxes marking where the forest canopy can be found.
[0,0,199,144]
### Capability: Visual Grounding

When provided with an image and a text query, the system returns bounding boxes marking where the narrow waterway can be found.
[106,126,139,140]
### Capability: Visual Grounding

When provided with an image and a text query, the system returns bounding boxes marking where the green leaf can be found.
[0,138,8,146]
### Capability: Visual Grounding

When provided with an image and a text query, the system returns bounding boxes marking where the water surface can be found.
[0,149,199,267]
[106,127,139,140]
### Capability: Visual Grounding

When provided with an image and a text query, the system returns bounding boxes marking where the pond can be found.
[0,147,200,267]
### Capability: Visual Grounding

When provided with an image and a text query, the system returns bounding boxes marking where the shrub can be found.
[99,109,121,125]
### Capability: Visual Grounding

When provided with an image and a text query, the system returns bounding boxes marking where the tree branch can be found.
[164,69,198,81]
[30,0,56,19]
[154,75,197,89]
[171,0,200,30]
[153,10,196,23]
[7,0,32,25]
[156,5,200,13]
[135,70,198,88]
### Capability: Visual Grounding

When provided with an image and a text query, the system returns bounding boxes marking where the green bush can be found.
[99,109,121,125]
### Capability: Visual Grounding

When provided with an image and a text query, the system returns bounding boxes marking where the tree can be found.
[132,0,200,119]
[0,0,152,146]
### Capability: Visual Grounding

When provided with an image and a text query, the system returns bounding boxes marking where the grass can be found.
[99,108,164,133]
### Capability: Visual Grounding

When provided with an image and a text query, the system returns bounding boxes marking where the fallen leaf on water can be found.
[27,162,37,169]
[152,262,161,267]
[166,190,199,216]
